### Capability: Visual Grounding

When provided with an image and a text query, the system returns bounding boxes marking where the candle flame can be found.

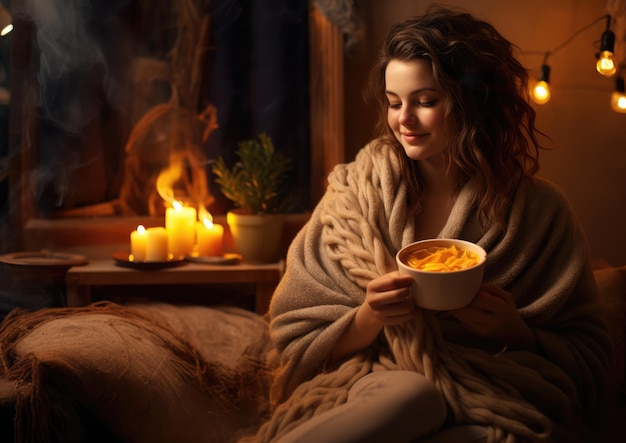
[156,155,184,205]
[198,206,214,226]
[137,224,146,234]
[173,200,183,211]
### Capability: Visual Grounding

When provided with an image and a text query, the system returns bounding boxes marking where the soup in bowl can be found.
[396,238,487,310]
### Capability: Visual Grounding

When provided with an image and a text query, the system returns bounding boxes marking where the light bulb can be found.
[611,77,626,113]
[530,64,551,105]
[596,26,616,77]
[596,51,616,77]
[531,81,550,105]
[610,91,626,113]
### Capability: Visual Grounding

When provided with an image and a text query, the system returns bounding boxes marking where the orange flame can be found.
[156,154,184,206]
[198,206,214,227]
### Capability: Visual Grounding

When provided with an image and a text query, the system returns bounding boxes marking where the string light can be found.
[610,76,626,113]
[528,14,623,111]
[531,61,551,105]
[596,15,616,77]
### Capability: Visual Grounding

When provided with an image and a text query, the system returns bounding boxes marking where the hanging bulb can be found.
[531,64,551,105]
[532,81,551,104]
[596,17,616,77]
[596,48,616,77]
[610,91,626,113]
[610,77,626,113]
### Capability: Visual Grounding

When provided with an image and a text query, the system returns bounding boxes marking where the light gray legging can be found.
[275,370,447,443]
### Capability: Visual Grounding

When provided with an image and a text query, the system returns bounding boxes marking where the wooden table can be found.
[65,259,285,315]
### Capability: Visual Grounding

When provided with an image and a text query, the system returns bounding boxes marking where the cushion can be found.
[0,301,271,443]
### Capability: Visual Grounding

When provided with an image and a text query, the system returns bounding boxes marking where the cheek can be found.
[423,110,446,129]
[387,111,397,130]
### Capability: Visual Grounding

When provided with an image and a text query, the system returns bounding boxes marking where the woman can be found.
[252,7,612,443]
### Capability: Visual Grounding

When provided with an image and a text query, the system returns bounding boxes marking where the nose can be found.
[399,105,416,126]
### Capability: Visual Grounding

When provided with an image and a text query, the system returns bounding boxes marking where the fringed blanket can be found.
[0,301,271,443]
[254,143,613,442]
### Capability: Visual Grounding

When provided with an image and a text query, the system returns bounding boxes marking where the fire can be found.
[119,104,218,216]
[156,154,184,206]
[198,206,214,228]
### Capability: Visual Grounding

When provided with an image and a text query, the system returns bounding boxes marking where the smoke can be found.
[10,0,129,211]
[16,0,119,131]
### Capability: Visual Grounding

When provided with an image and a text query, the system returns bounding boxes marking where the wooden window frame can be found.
[6,1,345,249]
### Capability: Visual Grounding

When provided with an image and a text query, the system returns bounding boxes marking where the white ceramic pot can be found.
[226,211,284,263]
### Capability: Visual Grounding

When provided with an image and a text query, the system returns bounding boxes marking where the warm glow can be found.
[196,206,223,257]
[611,91,626,113]
[531,81,551,105]
[596,51,616,77]
[165,202,197,258]
[130,224,148,262]
[146,227,170,261]
[198,207,214,227]
[156,156,184,205]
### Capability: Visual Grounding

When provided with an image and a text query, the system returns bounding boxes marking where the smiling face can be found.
[385,59,451,162]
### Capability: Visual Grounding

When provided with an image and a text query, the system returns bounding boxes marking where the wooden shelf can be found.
[66,258,285,315]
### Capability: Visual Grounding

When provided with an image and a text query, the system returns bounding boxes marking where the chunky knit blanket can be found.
[254,142,612,442]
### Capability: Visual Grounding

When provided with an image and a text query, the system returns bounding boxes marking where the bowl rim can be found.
[396,238,486,275]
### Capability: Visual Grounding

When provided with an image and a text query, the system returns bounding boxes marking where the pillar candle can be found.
[130,224,148,262]
[146,227,169,262]
[196,219,224,257]
[165,203,197,259]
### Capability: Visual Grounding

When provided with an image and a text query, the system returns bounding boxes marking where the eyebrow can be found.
[385,87,439,96]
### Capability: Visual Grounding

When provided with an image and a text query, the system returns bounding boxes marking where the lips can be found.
[402,132,428,143]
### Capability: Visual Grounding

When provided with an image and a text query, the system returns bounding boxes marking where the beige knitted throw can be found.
[252,143,611,443]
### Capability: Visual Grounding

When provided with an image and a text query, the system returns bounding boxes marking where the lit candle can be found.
[165,201,197,259]
[130,224,148,261]
[145,227,169,262]
[196,218,224,257]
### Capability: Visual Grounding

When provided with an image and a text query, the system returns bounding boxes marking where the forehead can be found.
[385,59,436,92]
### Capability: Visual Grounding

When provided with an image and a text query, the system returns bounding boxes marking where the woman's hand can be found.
[363,271,416,326]
[329,272,415,362]
[449,285,538,351]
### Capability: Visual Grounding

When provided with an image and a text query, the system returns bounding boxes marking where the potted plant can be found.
[212,133,292,263]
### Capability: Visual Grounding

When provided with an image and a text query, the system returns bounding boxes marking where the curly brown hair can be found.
[366,6,546,230]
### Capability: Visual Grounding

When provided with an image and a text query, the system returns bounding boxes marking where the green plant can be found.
[212,133,292,214]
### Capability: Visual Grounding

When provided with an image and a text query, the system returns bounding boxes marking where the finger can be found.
[481,285,514,304]
[466,288,513,314]
[368,273,413,293]
[460,290,494,312]
[369,286,412,309]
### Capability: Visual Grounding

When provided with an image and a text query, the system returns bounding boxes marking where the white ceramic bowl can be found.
[396,238,487,310]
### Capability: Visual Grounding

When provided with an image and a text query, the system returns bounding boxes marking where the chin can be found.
[401,144,429,160]
[402,145,446,163]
